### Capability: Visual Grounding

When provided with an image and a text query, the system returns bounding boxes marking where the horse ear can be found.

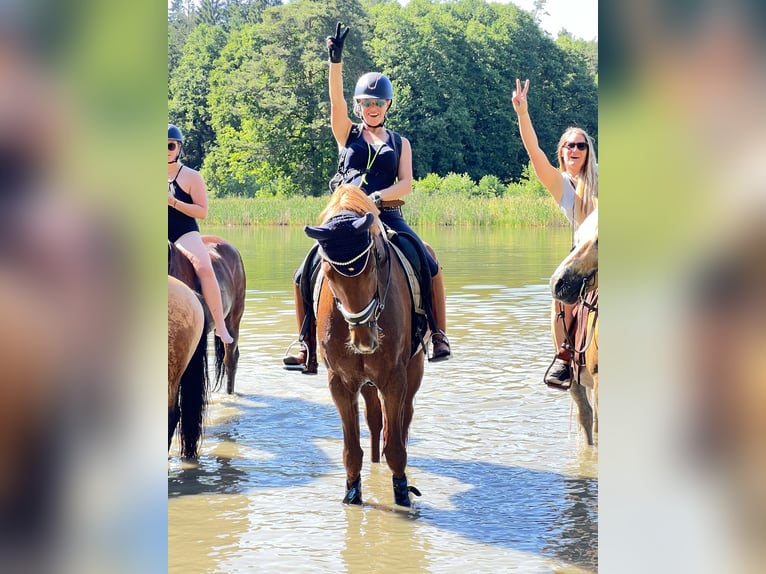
[352,212,374,233]
[304,225,332,241]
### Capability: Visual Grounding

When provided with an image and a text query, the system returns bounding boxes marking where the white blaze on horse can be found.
[550,208,599,445]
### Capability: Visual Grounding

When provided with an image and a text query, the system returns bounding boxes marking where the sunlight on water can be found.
[169,225,597,573]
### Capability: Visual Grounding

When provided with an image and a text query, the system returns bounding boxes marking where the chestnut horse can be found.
[168,236,246,394]
[550,208,599,445]
[168,276,209,459]
[305,185,424,507]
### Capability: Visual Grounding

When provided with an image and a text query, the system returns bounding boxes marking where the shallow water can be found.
[169,224,597,573]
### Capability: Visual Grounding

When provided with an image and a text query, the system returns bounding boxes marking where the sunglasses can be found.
[168,142,179,151]
[359,99,387,108]
[564,141,588,151]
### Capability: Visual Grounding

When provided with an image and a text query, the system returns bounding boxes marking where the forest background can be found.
[168,0,597,220]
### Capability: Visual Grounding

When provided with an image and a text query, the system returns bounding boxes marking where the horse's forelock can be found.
[321,184,382,236]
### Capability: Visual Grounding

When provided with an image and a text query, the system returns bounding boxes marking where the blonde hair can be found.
[320,184,384,236]
[557,127,598,225]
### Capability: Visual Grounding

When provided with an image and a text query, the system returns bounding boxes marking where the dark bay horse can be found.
[305,185,424,507]
[168,276,209,459]
[550,208,598,445]
[168,236,246,394]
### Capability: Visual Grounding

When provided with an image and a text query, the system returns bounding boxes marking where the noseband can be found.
[320,236,391,330]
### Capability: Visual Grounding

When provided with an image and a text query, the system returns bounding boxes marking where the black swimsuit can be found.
[168,166,199,242]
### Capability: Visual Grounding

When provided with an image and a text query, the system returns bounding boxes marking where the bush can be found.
[413,172,443,196]
[506,161,548,197]
[440,172,475,196]
[477,174,505,197]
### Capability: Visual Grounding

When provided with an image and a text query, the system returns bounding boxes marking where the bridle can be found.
[320,234,392,330]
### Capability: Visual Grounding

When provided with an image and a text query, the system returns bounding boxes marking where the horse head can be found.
[306,209,386,354]
[551,208,598,304]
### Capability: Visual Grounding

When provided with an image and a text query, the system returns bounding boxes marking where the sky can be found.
[504,0,598,40]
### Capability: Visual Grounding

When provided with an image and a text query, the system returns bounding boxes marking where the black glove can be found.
[326,22,349,63]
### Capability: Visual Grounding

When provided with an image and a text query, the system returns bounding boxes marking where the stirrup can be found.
[543,357,572,391]
[283,340,308,371]
[283,339,318,374]
[428,330,451,362]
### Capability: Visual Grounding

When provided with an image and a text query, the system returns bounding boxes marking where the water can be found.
[168,224,597,573]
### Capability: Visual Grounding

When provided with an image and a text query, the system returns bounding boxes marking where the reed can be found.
[205,194,566,227]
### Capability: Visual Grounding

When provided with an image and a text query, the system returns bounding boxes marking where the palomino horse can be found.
[305,185,424,507]
[168,276,209,459]
[550,208,598,445]
[168,236,246,394]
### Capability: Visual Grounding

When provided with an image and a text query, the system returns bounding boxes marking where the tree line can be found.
[168,0,597,198]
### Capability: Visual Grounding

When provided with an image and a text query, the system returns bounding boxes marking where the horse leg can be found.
[570,374,594,446]
[329,373,364,504]
[592,373,599,435]
[223,289,245,394]
[380,369,419,506]
[401,358,424,443]
[360,383,382,463]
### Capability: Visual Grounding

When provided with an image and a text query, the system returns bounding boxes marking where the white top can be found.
[558,173,577,229]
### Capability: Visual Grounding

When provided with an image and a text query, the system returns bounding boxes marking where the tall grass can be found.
[206,193,566,227]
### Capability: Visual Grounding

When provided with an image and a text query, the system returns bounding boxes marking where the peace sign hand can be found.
[512,78,530,115]
[327,22,350,63]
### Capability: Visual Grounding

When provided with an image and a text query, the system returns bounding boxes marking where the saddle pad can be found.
[388,241,425,316]
[312,266,324,318]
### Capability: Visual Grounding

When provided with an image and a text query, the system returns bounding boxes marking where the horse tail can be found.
[178,314,210,459]
[213,337,225,392]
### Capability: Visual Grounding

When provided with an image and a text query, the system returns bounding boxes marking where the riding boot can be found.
[429,268,451,361]
[283,283,317,374]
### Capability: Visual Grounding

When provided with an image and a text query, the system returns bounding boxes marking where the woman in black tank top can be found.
[281,23,451,372]
[167,124,233,344]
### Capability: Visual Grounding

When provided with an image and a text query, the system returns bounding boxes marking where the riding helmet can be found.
[168,123,184,142]
[353,73,394,101]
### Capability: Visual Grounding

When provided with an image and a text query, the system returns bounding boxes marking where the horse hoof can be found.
[393,474,421,507]
[343,477,363,505]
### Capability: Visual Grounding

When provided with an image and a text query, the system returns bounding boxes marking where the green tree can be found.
[204,0,371,196]
[168,0,197,78]
[168,23,229,169]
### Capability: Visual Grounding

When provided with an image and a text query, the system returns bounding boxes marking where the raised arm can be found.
[327,22,352,147]
[512,78,564,203]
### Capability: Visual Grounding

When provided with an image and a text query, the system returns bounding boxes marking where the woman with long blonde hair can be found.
[512,79,598,389]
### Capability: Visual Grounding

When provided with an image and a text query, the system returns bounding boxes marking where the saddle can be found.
[299,229,432,359]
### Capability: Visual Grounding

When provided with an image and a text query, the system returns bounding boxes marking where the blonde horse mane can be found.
[320,184,384,236]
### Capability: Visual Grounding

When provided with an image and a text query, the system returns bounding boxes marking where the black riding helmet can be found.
[353,72,394,100]
[353,73,393,127]
[168,123,183,164]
